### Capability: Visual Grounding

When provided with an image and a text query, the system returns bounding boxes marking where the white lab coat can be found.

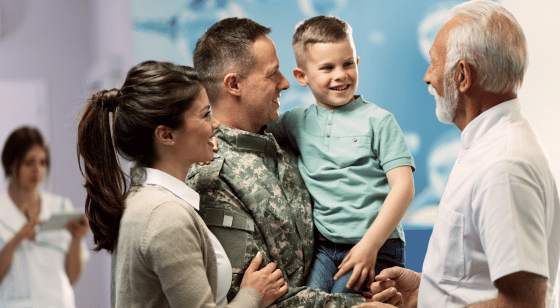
[0,191,89,308]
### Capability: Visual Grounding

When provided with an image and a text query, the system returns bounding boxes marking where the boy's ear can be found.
[356,56,360,66]
[224,73,242,97]
[154,125,174,147]
[293,68,308,87]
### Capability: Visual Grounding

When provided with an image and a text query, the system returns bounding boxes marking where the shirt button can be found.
[327,121,332,125]
[326,133,330,137]
[353,138,357,142]
[330,110,334,113]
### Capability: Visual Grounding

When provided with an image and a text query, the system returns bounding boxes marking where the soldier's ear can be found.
[224,73,241,97]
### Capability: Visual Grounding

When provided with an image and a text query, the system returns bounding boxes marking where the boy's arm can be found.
[335,165,415,290]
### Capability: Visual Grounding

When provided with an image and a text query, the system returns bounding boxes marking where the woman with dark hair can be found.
[77,60,287,307]
[0,125,90,308]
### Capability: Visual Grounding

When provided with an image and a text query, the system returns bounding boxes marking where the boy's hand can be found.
[334,239,379,291]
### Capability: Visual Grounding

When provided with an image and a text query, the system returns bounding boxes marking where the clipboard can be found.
[40,212,85,231]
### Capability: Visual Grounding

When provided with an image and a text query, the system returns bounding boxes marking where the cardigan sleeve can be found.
[142,201,261,308]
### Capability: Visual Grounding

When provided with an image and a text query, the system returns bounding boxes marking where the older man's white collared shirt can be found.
[418,99,560,307]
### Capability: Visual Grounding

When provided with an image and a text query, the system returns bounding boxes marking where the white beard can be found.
[428,82,458,124]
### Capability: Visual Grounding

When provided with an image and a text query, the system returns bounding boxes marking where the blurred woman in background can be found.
[0,125,89,308]
[77,60,287,307]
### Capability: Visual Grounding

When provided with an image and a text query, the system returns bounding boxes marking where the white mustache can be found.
[427,84,437,96]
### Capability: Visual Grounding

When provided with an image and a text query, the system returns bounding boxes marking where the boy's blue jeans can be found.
[305,233,405,294]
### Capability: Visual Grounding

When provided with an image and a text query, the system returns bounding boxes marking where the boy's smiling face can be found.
[293,38,359,110]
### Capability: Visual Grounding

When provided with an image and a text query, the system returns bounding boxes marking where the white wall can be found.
[0,0,130,307]
[501,0,560,175]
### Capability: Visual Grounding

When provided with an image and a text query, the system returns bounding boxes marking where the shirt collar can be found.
[143,167,200,211]
[314,95,364,113]
[461,98,522,150]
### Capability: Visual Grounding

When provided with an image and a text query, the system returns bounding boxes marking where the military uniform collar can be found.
[217,125,280,157]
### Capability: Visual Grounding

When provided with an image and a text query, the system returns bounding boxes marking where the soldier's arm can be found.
[188,165,365,308]
[194,190,365,307]
[274,285,365,308]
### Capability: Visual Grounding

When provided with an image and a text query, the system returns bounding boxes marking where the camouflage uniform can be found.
[187,125,365,307]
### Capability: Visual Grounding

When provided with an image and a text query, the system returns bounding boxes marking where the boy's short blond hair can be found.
[292,15,354,68]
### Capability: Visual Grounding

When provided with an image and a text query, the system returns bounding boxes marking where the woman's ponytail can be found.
[77,88,127,252]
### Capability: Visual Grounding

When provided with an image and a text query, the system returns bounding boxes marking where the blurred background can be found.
[0,0,558,306]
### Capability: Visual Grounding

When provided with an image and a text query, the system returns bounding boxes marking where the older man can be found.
[355,1,560,308]
[187,17,373,307]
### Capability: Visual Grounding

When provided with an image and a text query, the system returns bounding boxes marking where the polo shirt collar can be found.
[461,98,522,150]
[143,167,200,211]
[315,95,364,113]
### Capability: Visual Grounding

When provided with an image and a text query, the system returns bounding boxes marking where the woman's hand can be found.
[240,252,288,308]
[1,218,42,282]
[64,215,89,285]
[17,217,42,242]
[65,214,89,239]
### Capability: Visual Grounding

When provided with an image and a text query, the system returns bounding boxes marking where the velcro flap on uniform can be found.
[235,134,278,157]
[239,189,271,205]
[235,134,267,152]
[202,208,254,232]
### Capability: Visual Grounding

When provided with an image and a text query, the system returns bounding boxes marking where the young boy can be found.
[266,15,415,294]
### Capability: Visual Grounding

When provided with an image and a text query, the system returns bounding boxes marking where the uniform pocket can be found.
[201,207,254,273]
[424,205,465,281]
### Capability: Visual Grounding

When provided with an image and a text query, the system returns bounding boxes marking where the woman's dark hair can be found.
[77,60,203,252]
[2,125,50,179]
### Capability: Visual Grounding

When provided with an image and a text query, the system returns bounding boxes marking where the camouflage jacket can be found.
[187,125,364,308]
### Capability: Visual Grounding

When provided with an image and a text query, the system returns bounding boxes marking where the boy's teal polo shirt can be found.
[266,95,415,244]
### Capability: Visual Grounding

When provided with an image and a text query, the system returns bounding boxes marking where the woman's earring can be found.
[171,141,174,145]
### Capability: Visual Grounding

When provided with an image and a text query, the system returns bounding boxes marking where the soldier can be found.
[188,18,400,307]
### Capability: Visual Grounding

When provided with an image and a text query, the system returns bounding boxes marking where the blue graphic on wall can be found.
[132,0,467,229]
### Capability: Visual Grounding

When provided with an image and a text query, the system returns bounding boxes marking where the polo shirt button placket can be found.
[324,109,334,146]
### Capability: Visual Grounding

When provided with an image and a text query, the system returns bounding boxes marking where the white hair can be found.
[446,0,528,94]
